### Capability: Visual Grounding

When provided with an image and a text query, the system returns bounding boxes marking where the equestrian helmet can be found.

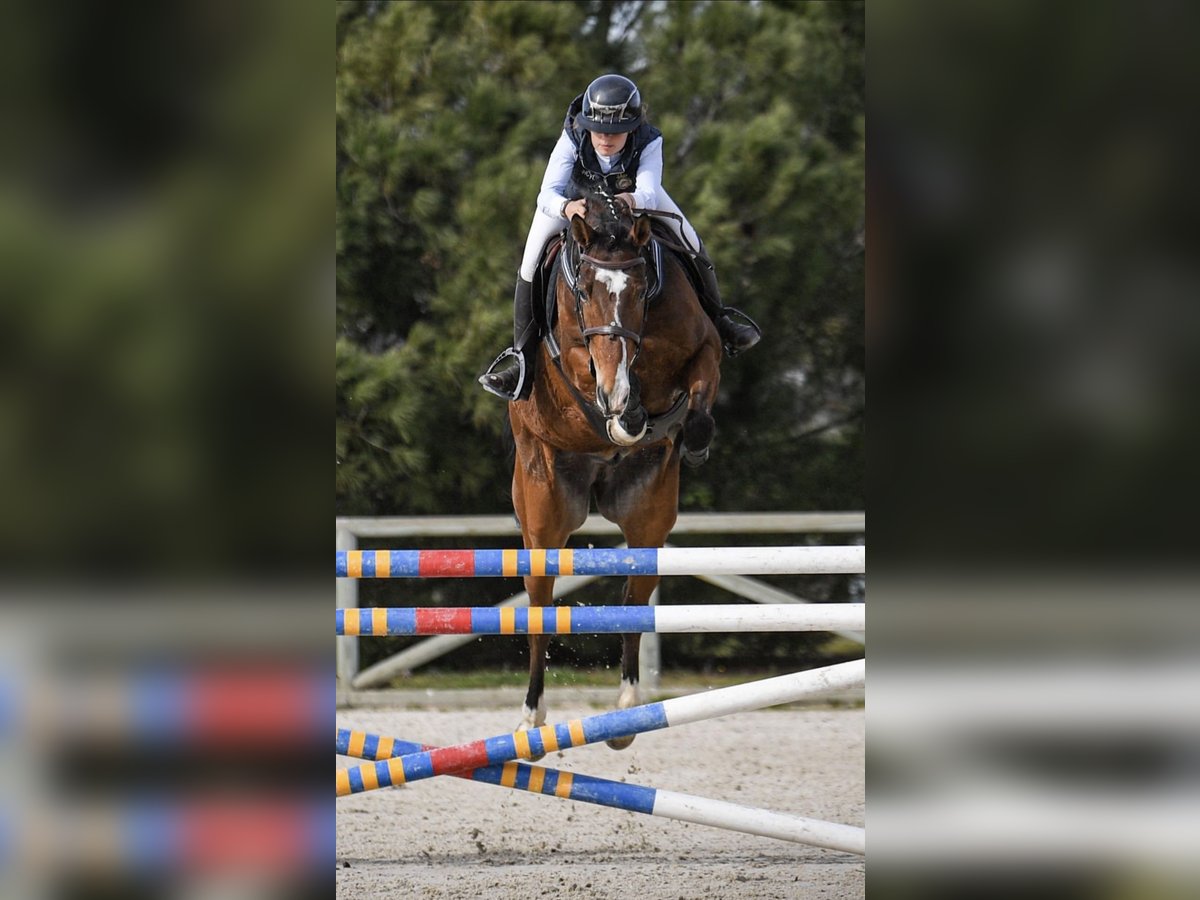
[579,74,642,133]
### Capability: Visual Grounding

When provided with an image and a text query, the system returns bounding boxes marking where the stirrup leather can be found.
[478,347,527,400]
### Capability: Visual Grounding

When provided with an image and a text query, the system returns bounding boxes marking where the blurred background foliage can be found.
[336,0,864,518]
[336,0,864,676]
[0,0,328,575]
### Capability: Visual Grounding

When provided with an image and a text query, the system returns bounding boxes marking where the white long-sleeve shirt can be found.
[535,131,665,220]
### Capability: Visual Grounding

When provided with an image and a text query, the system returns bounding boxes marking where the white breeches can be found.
[517,188,701,282]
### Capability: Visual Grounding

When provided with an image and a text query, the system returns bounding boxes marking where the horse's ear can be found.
[571,214,592,247]
[630,214,652,248]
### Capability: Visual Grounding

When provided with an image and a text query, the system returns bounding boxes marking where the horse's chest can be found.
[593,444,673,521]
[552,443,667,486]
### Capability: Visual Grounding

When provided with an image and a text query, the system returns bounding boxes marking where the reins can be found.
[628,207,700,258]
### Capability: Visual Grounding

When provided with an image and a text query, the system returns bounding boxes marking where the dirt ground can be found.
[336,696,864,899]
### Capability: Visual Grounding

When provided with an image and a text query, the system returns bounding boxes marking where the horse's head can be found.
[568,191,653,430]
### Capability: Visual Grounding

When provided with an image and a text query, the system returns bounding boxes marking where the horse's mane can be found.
[582,188,633,248]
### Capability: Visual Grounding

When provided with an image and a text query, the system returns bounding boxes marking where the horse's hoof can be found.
[682,445,709,467]
[516,700,547,759]
[514,723,548,761]
[607,678,639,749]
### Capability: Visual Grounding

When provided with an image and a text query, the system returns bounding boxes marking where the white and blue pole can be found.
[336,660,865,797]
[337,728,865,855]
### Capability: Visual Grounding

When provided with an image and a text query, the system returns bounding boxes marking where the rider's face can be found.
[589,130,629,157]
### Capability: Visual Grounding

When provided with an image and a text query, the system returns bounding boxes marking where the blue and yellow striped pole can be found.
[334,546,865,578]
[337,728,638,809]
[335,728,864,854]
[335,660,865,798]
[335,603,866,636]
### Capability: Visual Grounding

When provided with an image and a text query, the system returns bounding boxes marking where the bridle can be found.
[543,207,691,448]
[571,246,649,363]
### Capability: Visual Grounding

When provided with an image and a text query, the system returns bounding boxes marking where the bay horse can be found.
[508,188,722,752]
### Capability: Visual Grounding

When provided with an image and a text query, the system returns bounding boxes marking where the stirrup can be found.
[719,307,762,358]
[478,347,527,401]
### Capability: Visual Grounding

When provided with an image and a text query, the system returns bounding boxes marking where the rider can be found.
[479,73,762,401]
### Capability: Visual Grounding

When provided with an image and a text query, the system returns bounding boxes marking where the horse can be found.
[507,187,723,752]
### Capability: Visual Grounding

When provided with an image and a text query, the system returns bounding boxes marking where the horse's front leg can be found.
[680,345,721,467]
[509,432,589,759]
[521,575,555,746]
[604,572,662,751]
[606,465,680,750]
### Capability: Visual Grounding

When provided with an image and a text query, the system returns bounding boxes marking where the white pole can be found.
[693,572,865,644]
[662,660,865,728]
[655,546,865,576]
[651,790,865,855]
[652,604,864,633]
[639,585,661,692]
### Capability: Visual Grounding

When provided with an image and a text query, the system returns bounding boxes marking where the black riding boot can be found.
[479,278,538,400]
[694,253,762,357]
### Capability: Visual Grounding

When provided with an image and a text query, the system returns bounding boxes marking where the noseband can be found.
[573,250,648,352]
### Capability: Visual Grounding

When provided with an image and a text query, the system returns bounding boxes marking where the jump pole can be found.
[337,603,865,636]
[337,728,865,855]
[335,545,865,578]
[336,659,864,798]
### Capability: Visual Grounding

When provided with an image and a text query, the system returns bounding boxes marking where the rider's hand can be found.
[563,199,587,220]
[615,193,636,211]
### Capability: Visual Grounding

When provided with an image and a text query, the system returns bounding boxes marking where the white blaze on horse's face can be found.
[594,267,630,302]
[608,305,632,412]
[589,272,633,415]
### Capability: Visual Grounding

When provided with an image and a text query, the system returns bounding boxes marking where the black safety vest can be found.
[563,94,662,199]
